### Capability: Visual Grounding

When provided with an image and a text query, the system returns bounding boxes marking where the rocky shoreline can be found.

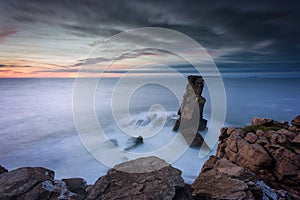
[1,77,299,199]
[191,115,300,200]
[0,115,299,200]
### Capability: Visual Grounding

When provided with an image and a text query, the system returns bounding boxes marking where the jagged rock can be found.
[252,117,289,128]
[173,75,207,147]
[191,156,289,200]
[0,165,8,174]
[124,135,143,150]
[216,117,300,199]
[62,178,87,197]
[0,167,55,199]
[86,156,189,200]
[252,117,274,126]
[0,167,84,200]
[289,116,300,134]
[291,115,300,127]
[224,132,272,172]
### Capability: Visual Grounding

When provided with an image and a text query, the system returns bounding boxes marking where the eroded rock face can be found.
[173,75,207,147]
[86,156,191,200]
[215,117,300,199]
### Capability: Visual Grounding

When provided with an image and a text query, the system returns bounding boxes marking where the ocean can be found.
[0,77,299,184]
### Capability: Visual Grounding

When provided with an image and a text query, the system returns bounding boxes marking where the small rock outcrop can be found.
[212,116,300,199]
[86,156,191,200]
[173,75,207,147]
[124,135,143,151]
[251,117,289,128]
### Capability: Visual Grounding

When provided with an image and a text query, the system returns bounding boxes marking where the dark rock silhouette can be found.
[0,165,7,175]
[173,75,207,147]
[62,178,87,197]
[124,135,143,151]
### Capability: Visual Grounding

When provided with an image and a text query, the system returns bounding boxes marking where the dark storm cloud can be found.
[38,66,196,74]
[0,64,32,68]
[2,0,300,66]
[73,48,169,66]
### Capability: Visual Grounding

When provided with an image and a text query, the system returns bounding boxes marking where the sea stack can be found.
[173,75,207,147]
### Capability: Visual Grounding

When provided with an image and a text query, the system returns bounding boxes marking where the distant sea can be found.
[0,77,299,184]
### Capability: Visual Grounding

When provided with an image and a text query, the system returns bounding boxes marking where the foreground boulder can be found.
[214,116,300,199]
[0,167,86,200]
[173,75,207,147]
[86,156,191,200]
[0,167,55,199]
[0,157,192,200]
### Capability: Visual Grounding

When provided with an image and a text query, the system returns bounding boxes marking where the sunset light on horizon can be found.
[0,1,299,78]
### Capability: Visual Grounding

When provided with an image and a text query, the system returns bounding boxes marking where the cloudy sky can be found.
[0,0,299,77]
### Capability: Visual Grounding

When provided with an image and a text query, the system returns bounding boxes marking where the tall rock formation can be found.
[173,75,207,147]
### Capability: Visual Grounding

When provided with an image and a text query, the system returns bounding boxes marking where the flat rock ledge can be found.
[1,115,299,200]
